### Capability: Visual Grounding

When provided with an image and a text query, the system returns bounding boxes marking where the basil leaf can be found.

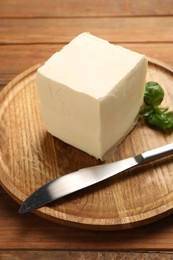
[140,105,154,116]
[144,81,164,106]
[140,81,173,132]
[165,111,173,121]
[147,113,173,129]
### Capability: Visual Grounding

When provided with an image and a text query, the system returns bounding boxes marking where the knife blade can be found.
[19,142,173,214]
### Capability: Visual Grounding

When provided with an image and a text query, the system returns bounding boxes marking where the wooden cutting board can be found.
[1,58,173,230]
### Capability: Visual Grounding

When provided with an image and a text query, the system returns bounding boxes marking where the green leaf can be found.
[165,111,173,121]
[139,81,173,132]
[144,81,164,106]
[139,105,154,116]
[147,112,173,129]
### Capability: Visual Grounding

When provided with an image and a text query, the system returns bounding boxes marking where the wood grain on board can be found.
[1,59,173,231]
[1,190,173,251]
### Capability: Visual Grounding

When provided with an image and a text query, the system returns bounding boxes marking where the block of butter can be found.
[36,32,147,160]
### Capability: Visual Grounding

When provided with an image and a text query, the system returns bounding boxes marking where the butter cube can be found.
[36,33,147,160]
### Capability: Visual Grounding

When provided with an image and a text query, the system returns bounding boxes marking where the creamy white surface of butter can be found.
[36,32,147,160]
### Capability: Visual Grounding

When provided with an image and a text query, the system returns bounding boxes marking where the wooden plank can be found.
[0,43,173,86]
[0,192,173,250]
[0,0,172,257]
[0,251,173,259]
[0,17,173,44]
[0,0,173,17]
[0,44,63,86]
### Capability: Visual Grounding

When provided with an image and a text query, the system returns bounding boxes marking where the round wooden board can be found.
[1,59,173,230]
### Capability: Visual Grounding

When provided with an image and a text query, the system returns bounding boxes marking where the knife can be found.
[19,143,173,214]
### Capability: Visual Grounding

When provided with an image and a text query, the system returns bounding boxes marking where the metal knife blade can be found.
[19,143,173,214]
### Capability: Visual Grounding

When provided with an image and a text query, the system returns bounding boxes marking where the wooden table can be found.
[1,0,173,258]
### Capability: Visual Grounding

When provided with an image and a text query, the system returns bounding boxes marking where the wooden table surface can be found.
[1,0,173,259]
